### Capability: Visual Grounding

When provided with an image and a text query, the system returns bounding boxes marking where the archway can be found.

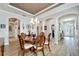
[58,14,78,55]
[9,18,20,42]
[58,14,78,38]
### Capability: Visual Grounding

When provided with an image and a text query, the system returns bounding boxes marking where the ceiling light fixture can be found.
[30,17,39,25]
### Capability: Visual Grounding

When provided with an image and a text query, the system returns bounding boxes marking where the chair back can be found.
[18,34,24,50]
[48,33,51,42]
[21,33,26,39]
[39,36,45,47]
[35,32,45,47]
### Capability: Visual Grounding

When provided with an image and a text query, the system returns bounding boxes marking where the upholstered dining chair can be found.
[44,33,51,51]
[34,32,45,56]
[18,34,35,56]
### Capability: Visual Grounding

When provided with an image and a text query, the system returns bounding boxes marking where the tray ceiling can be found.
[10,3,53,15]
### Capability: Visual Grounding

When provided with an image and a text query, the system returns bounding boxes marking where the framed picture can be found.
[0,24,6,29]
[44,26,47,30]
[51,24,54,30]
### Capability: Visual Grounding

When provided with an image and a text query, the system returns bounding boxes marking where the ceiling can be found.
[10,3,53,15]
[0,3,64,17]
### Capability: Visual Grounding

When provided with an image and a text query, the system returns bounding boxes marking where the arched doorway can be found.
[59,14,77,39]
[9,18,20,42]
[58,14,78,55]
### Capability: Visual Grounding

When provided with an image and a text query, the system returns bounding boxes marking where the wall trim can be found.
[36,3,79,19]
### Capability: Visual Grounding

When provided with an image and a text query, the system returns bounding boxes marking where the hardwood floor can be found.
[62,37,79,56]
[7,38,67,56]
[0,37,79,56]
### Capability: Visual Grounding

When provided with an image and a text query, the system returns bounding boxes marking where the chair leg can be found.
[1,45,4,56]
[32,47,37,56]
[22,50,25,56]
[42,48,45,56]
[48,44,51,51]
[34,51,37,56]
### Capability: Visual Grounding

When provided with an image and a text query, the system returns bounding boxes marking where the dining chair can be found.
[21,33,27,39]
[25,36,34,45]
[0,38,4,56]
[34,32,45,56]
[21,33,33,44]
[18,34,35,56]
[44,33,51,51]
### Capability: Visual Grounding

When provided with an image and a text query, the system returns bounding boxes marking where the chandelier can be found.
[30,17,40,25]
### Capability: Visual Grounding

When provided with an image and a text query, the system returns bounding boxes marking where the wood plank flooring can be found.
[0,37,79,56]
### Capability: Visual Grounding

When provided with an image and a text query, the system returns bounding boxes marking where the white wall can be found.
[0,11,9,45]
[44,19,56,36]
[20,17,30,34]
[0,10,31,45]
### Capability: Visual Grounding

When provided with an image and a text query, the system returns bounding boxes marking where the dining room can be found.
[0,3,79,56]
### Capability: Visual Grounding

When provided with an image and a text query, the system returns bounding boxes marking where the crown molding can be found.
[34,3,61,16]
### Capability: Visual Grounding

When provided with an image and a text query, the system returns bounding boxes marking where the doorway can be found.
[51,24,55,38]
[59,14,78,55]
[59,14,77,39]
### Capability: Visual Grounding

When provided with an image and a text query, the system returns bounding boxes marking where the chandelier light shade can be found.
[30,17,39,24]
[30,18,34,24]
